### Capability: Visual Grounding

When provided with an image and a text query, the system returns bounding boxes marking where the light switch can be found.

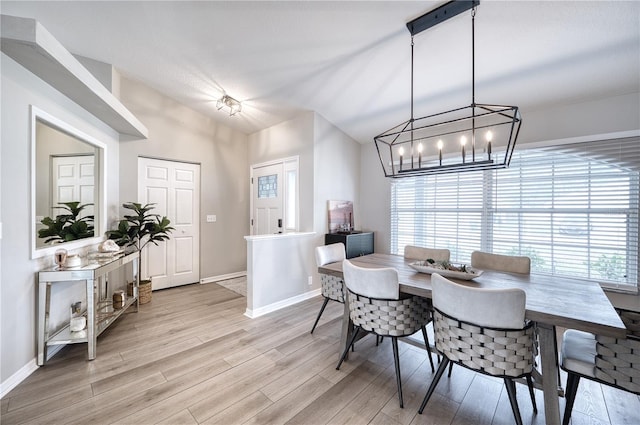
[206,215,217,223]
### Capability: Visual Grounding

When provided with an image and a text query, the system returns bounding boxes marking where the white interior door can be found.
[138,157,200,290]
[252,163,283,235]
[51,155,95,217]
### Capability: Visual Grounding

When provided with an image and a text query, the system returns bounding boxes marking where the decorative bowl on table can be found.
[409,259,483,281]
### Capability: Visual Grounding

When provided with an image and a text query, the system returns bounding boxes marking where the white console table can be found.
[37,251,139,365]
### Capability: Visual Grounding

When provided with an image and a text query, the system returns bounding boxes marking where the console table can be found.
[325,231,374,258]
[37,251,139,365]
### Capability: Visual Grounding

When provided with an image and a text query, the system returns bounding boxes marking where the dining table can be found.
[318,253,628,425]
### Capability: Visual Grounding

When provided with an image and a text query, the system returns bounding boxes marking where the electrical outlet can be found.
[206,215,217,223]
[308,276,313,286]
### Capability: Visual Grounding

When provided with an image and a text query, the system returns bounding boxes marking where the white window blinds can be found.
[391,137,639,292]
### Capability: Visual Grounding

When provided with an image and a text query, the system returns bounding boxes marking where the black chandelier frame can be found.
[374,0,522,177]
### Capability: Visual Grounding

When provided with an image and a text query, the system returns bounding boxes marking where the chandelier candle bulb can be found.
[398,146,404,171]
[437,140,443,166]
[460,136,467,163]
[418,143,423,168]
[486,130,493,159]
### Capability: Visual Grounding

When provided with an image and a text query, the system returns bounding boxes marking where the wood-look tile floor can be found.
[2,282,639,424]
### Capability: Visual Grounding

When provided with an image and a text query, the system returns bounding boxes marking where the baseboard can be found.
[1,358,39,399]
[244,288,321,318]
[200,271,247,284]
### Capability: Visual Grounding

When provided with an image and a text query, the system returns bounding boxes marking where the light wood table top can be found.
[319,253,626,338]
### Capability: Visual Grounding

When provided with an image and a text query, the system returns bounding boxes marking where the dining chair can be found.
[310,243,347,334]
[419,273,538,425]
[404,245,448,363]
[561,309,640,425]
[470,250,563,394]
[404,245,450,262]
[470,250,531,274]
[336,259,436,408]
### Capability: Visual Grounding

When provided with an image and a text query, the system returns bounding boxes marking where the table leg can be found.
[87,278,96,360]
[538,323,561,425]
[37,281,51,366]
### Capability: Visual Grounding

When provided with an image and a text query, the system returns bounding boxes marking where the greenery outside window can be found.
[391,137,639,293]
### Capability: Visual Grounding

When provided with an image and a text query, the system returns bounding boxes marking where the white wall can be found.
[117,76,250,279]
[313,113,361,235]
[359,92,640,254]
[1,53,121,391]
[246,112,361,302]
[248,111,315,232]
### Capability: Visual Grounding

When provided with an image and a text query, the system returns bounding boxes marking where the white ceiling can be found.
[1,1,639,144]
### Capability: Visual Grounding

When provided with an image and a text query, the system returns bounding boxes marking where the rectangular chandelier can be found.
[375,103,521,177]
[374,0,522,178]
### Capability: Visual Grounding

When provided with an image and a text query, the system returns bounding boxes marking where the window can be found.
[391,137,639,292]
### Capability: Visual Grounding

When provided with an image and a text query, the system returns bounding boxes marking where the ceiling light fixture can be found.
[374,0,521,177]
[216,94,242,116]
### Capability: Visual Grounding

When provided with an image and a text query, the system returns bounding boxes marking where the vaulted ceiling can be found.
[1,1,638,144]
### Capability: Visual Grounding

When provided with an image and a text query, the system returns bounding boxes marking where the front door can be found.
[251,162,283,235]
[138,157,200,290]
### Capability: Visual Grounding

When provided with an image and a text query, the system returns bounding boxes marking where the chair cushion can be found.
[343,260,399,299]
[316,243,346,267]
[562,329,596,378]
[431,273,526,329]
[404,245,450,262]
[470,251,530,274]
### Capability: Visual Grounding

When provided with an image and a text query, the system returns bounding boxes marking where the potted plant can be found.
[38,201,94,244]
[106,202,174,304]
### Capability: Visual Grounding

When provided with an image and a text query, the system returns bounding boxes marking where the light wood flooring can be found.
[2,282,639,425]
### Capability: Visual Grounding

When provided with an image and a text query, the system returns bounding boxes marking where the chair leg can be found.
[504,378,524,425]
[562,372,581,425]
[421,326,436,373]
[447,361,454,377]
[336,327,360,370]
[526,374,538,414]
[419,357,450,414]
[391,337,404,408]
[310,297,330,334]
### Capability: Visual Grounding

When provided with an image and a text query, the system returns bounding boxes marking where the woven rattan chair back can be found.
[347,290,431,337]
[404,245,450,262]
[419,274,536,425]
[471,251,531,274]
[337,260,436,408]
[310,243,346,334]
[562,309,640,425]
[432,309,535,378]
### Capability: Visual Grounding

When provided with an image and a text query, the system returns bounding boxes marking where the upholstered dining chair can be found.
[404,245,450,262]
[419,273,538,425]
[470,250,563,399]
[310,243,346,334]
[336,260,436,408]
[561,309,640,425]
[470,250,531,274]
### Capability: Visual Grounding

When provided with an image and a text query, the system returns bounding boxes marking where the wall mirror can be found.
[31,106,106,258]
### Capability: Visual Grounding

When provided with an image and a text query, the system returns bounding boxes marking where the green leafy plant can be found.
[106,202,174,252]
[106,202,174,301]
[592,254,626,282]
[38,201,94,244]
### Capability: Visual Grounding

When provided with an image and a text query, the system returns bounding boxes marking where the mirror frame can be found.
[30,106,107,259]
